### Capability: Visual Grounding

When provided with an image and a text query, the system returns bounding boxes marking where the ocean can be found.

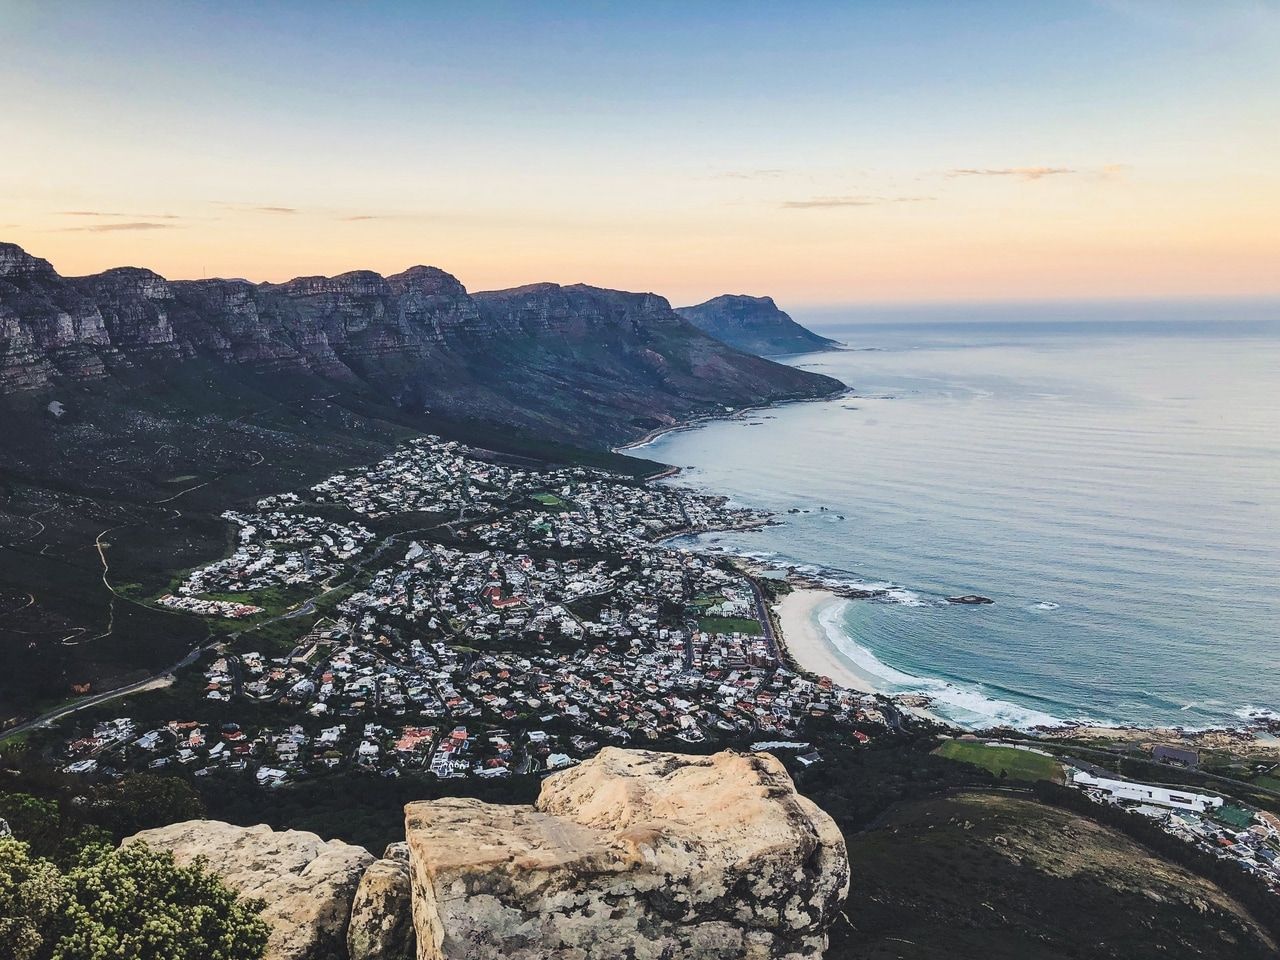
[640,301,1280,730]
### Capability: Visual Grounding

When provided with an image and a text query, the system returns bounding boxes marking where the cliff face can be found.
[676,294,841,357]
[0,243,843,446]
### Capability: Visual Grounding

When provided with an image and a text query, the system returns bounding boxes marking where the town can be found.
[58,436,887,787]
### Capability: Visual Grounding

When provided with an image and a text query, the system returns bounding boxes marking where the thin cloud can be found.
[342,214,383,221]
[211,202,300,215]
[782,195,932,209]
[714,168,787,180]
[60,210,184,219]
[67,222,179,232]
[948,166,1075,181]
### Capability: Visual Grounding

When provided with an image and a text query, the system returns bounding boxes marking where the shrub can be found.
[0,838,269,960]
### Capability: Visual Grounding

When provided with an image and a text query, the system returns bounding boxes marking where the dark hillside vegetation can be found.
[0,357,662,718]
[828,790,1275,959]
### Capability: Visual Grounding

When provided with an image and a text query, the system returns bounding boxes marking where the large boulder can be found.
[126,820,374,960]
[404,747,849,960]
[349,843,415,960]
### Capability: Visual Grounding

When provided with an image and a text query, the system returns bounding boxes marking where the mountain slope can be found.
[676,294,841,356]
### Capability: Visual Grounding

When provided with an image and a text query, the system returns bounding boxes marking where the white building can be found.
[1072,770,1223,814]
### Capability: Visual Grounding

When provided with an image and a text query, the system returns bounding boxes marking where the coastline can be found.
[773,588,873,695]
[614,387,849,456]
[622,382,1280,751]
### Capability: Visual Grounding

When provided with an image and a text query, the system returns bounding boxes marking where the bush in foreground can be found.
[0,838,268,960]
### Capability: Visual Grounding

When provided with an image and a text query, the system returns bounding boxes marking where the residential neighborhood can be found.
[56,435,888,789]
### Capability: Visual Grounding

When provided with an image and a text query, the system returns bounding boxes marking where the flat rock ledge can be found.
[127,820,377,960]
[405,747,849,960]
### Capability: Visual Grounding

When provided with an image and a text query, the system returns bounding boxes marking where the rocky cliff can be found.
[676,294,841,357]
[126,821,379,960]
[0,242,843,446]
[125,748,849,960]
[406,748,848,960]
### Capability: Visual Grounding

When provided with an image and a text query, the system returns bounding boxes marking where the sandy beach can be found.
[773,588,875,695]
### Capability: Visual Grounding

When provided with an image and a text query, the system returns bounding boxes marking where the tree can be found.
[53,843,269,960]
[84,775,206,838]
[0,793,110,868]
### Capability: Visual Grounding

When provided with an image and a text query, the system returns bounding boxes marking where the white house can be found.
[1072,770,1223,814]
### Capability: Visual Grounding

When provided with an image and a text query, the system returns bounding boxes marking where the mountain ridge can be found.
[0,242,843,445]
[676,293,841,357]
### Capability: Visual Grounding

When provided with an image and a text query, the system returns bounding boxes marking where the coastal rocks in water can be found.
[349,843,416,960]
[947,594,994,605]
[404,747,849,960]
[126,820,375,960]
[837,586,889,600]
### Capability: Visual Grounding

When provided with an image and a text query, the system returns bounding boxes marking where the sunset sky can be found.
[4,1,1278,306]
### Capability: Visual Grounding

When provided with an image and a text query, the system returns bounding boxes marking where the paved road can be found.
[0,643,207,743]
[739,572,779,660]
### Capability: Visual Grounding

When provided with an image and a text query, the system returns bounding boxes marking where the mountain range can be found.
[0,243,841,447]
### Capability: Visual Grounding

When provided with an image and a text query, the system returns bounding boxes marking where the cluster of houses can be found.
[156,595,264,619]
[177,510,373,597]
[308,436,615,520]
[1070,768,1280,893]
[465,478,767,555]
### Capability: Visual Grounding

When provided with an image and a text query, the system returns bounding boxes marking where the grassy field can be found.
[935,739,1063,783]
[697,615,762,636]
[531,492,571,509]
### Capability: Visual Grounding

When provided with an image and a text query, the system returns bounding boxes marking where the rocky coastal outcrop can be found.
[0,242,843,447]
[124,749,848,960]
[676,294,841,357]
[405,748,849,959]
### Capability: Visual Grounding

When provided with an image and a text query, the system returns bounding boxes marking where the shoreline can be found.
[614,387,849,456]
[617,381,1280,753]
[771,585,946,725]
[772,588,874,695]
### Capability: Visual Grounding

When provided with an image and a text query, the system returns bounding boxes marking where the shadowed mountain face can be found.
[0,243,843,447]
[676,294,841,357]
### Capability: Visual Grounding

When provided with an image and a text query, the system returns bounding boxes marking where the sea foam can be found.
[814,600,1080,730]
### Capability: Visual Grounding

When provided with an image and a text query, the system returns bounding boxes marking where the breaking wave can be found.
[813,600,1085,730]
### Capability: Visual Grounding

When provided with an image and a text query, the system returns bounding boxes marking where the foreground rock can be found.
[127,820,375,960]
[349,843,416,960]
[405,747,849,960]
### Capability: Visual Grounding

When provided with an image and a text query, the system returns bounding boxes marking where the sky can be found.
[3,0,1278,307]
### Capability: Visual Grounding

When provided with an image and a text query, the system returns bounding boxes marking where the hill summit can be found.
[676,294,841,357]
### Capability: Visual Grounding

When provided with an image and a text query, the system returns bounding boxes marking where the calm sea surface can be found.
[642,303,1280,729]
